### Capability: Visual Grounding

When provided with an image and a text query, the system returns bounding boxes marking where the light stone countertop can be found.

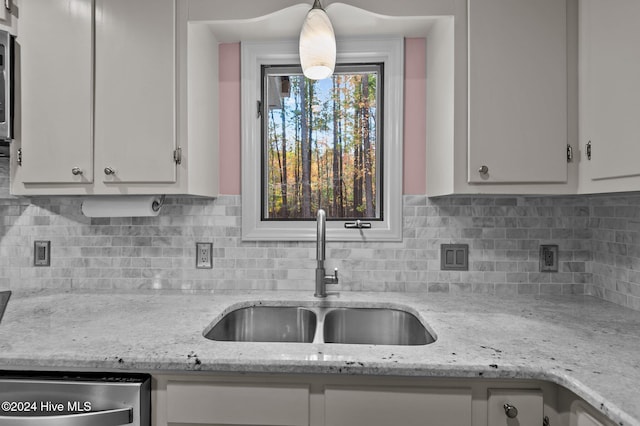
[0,290,638,425]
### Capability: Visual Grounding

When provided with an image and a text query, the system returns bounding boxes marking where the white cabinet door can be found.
[468,0,568,184]
[579,0,640,184]
[324,386,472,426]
[17,0,93,184]
[94,0,176,184]
[166,381,310,426]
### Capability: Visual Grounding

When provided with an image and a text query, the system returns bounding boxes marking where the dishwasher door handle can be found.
[0,407,133,426]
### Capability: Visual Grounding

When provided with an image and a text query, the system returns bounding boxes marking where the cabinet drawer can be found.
[324,386,472,426]
[166,381,309,425]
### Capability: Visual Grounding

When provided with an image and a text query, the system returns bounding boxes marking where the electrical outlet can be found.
[196,242,213,269]
[34,241,51,267]
[539,245,559,272]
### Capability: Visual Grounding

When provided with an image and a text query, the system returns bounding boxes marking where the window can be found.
[242,38,403,241]
[262,64,382,221]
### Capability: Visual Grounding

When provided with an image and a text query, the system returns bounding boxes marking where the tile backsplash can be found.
[589,194,640,310]
[0,158,638,311]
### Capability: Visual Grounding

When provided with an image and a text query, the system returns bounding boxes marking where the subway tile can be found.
[3,191,640,311]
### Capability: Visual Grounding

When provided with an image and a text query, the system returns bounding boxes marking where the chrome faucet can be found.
[315,209,338,298]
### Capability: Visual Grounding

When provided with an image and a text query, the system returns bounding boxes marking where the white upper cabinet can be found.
[95,0,176,185]
[468,0,568,185]
[427,0,577,196]
[578,0,640,193]
[11,0,218,196]
[15,0,93,185]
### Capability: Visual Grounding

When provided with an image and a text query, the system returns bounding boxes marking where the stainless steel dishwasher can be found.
[0,371,150,426]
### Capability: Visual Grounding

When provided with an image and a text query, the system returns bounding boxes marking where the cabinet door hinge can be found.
[16,147,22,166]
[566,144,573,162]
[257,100,262,119]
[173,147,182,165]
[586,141,592,160]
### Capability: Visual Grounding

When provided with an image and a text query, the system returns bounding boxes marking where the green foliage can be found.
[266,71,379,220]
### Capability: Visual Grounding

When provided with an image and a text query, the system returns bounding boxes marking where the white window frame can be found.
[241,37,404,242]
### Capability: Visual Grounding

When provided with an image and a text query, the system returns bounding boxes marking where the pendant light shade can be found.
[299,0,336,80]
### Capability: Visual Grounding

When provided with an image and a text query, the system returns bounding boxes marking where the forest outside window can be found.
[262,64,382,222]
[241,38,403,241]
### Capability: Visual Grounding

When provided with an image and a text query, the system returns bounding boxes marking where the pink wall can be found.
[403,38,427,194]
[218,43,241,195]
[218,40,427,195]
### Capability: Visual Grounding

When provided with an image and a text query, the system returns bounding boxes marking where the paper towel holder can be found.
[81,195,167,218]
[152,195,166,213]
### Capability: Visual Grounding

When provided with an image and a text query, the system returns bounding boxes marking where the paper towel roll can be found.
[81,195,164,218]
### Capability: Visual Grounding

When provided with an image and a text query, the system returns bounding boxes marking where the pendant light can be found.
[299,0,336,80]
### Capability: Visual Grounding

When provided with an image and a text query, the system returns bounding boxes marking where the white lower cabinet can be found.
[155,375,595,426]
[324,386,472,426]
[154,374,618,426]
[165,381,309,426]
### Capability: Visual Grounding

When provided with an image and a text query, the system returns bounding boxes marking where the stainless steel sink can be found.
[204,304,436,346]
[323,307,435,345]
[204,306,317,343]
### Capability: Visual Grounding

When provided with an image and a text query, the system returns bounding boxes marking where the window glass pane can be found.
[263,64,382,221]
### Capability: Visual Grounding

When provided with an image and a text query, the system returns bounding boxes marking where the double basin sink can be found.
[204,304,436,346]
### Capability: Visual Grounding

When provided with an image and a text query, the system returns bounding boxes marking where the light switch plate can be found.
[196,242,213,269]
[34,241,50,266]
[440,244,469,271]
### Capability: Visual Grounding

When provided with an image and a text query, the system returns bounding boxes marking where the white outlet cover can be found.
[196,242,213,269]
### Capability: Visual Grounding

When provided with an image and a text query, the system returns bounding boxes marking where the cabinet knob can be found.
[104,167,115,176]
[478,165,489,174]
[71,167,83,176]
[503,403,518,419]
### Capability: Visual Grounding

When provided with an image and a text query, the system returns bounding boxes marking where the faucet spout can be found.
[315,209,338,298]
[317,209,326,262]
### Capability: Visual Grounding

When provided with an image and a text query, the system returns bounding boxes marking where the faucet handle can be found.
[325,268,339,285]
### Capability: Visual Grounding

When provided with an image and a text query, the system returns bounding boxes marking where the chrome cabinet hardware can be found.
[71,167,83,175]
[586,140,592,160]
[344,220,372,229]
[503,403,518,419]
[104,167,115,175]
[173,147,182,165]
[478,165,489,174]
[567,144,573,162]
